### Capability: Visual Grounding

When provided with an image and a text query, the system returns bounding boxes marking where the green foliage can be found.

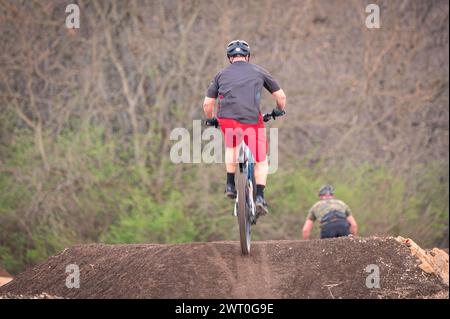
[103,191,197,244]
[0,246,22,273]
[406,162,449,247]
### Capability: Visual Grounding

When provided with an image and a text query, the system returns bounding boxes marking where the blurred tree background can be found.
[0,0,448,274]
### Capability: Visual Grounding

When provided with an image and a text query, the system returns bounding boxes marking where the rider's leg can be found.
[252,126,269,215]
[255,158,268,186]
[225,146,237,198]
[255,158,268,197]
[254,159,269,215]
[218,117,239,199]
[225,146,237,173]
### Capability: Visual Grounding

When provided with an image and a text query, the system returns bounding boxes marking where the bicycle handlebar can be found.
[205,109,285,127]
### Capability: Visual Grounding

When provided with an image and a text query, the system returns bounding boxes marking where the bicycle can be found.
[205,109,285,255]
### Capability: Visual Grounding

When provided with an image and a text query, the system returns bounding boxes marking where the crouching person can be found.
[302,185,357,240]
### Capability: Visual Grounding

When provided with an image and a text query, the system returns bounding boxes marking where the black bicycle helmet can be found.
[226,40,251,58]
[318,184,334,197]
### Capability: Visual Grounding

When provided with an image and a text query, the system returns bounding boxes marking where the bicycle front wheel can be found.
[237,166,251,255]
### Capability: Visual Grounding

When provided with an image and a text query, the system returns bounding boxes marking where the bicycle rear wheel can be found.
[237,164,251,255]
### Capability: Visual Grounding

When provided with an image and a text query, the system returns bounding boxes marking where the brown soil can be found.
[0,237,447,299]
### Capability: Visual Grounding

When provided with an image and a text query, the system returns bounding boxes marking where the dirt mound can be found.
[0,265,12,287]
[0,237,447,299]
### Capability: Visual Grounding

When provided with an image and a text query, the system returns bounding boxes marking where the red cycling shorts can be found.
[217,113,267,162]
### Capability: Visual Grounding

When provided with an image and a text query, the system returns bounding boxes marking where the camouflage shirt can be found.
[307,199,352,224]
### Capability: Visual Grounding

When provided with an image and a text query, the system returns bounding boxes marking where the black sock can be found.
[227,173,235,186]
[256,184,265,197]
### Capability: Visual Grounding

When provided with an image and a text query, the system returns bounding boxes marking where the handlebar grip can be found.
[263,114,272,122]
[263,109,285,122]
[205,118,219,128]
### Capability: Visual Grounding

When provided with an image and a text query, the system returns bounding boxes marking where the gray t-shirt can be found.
[206,61,281,124]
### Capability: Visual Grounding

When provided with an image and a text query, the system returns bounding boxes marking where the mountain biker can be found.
[203,40,286,217]
[302,185,358,239]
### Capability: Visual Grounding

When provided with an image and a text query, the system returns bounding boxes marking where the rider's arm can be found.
[203,97,216,119]
[272,89,286,111]
[343,202,357,235]
[204,73,219,119]
[347,215,357,235]
[303,208,316,240]
[302,219,314,240]
[259,66,285,111]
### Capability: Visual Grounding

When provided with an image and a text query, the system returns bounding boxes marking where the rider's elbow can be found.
[203,102,213,115]
[276,90,286,103]
[273,89,286,99]
[275,92,286,110]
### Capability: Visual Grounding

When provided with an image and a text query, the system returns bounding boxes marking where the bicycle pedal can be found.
[256,204,268,217]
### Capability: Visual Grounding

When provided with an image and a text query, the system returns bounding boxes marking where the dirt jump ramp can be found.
[0,237,447,299]
[0,265,13,288]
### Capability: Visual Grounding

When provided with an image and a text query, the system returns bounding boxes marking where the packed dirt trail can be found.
[0,237,448,299]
